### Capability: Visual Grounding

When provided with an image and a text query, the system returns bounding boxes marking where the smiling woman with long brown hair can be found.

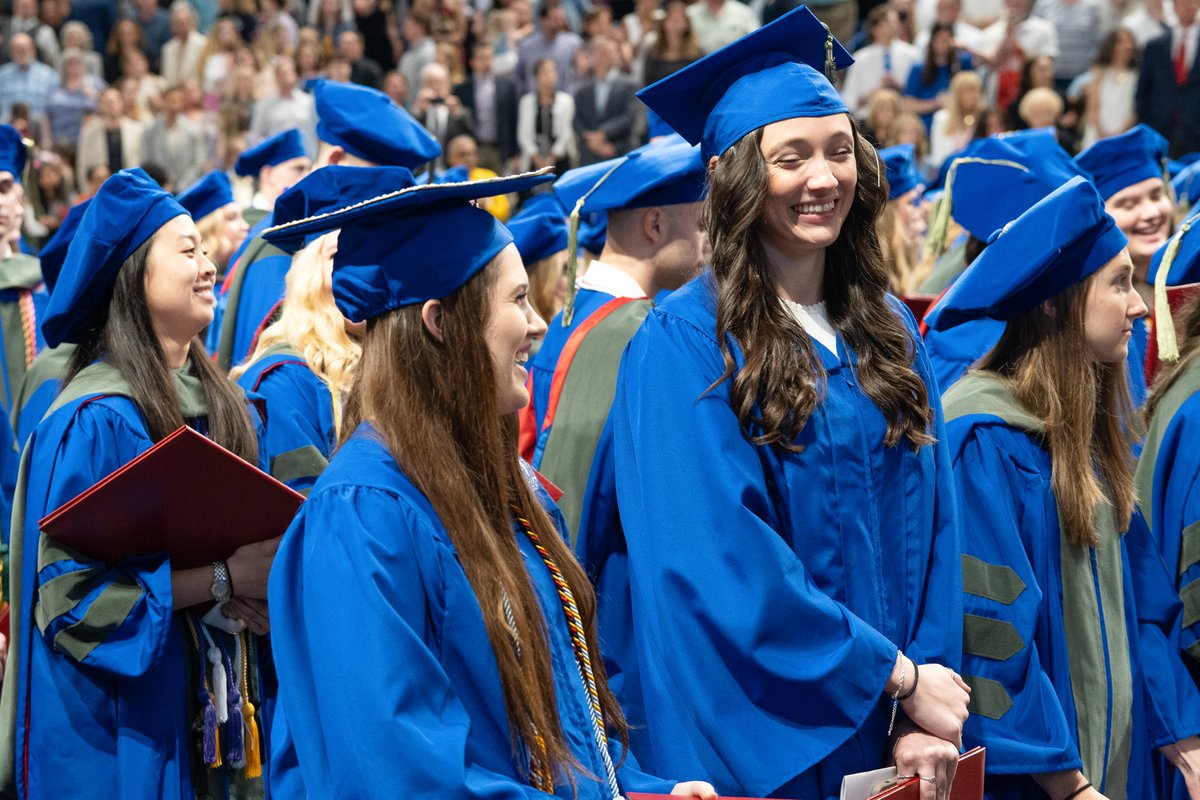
[261,169,715,799]
[604,8,968,800]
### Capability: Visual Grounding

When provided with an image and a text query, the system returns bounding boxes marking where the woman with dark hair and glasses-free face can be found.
[262,170,716,800]
[1,168,279,799]
[615,8,969,800]
[931,177,1200,800]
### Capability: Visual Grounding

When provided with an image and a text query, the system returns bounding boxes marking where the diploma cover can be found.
[39,425,304,568]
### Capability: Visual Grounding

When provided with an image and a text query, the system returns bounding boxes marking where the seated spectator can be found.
[979,0,1059,109]
[104,19,145,84]
[1005,54,1057,127]
[140,86,207,190]
[446,133,512,219]
[383,69,410,107]
[4,0,61,67]
[218,65,258,167]
[326,54,354,83]
[486,6,523,76]
[887,111,932,168]
[33,155,73,241]
[861,87,905,145]
[311,0,355,57]
[56,21,103,79]
[842,6,923,115]
[0,33,61,121]
[641,0,703,87]
[161,0,207,88]
[453,43,519,171]
[435,41,468,85]
[412,62,475,168]
[340,29,384,89]
[248,56,315,146]
[199,17,245,108]
[573,36,637,165]
[126,0,171,70]
[929,69,983,170]
[686,0,759,54]
[1016,85,1064,128]
[76,87,143,182]
[400,14,439,107]
[43,49,104,147]
[517,58,576,172]
[904,20,972,128]
[117,60,163,123]
[296,40,327,91]
[1082,27,1139,149]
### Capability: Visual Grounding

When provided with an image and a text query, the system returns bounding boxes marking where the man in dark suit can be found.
[453,43,519,172]
[1136,0,1200,157]
[573,35,638,165]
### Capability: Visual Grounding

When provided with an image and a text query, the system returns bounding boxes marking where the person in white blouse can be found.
[517,58,577,172]
[160,1,207,88]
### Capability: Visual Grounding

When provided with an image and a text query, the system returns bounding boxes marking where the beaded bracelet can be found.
[1063,782,1092,800]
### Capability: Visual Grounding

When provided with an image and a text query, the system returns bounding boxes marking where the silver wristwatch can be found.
[211,560,232,603]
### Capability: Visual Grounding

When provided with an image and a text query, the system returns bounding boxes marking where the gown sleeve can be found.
[611,311,900,796]
[31,401,174,679]
[953,422,1081,774]
[267,482,554,800]
[248,363,333,494]
[1123,509,1200,748]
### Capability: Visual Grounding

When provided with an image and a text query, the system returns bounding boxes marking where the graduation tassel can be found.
[206,644,229,724]
[240,630,263,778]
[224,652,245,768]
[822,22,836,83]
[924,157,1029,261]
[202,690,222,768]
[1154,218,1192,363]
[562,159,625,327]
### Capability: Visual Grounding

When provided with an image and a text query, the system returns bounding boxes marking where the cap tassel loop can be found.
[562,159,626,326]
[1154,219,1191,363]
[822,23,836,83]
[924,157,1029,261]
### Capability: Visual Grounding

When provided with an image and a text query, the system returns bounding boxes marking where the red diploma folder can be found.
[628,747,985,800]
[902,294,938,326]
[39,425,304,569]
[1145,283,1200,384]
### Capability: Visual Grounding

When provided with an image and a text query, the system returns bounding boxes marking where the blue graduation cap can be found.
[176,170,235,221]
[879,144,921,200]
[43,168,188,347]
[637,5,854,161]
[507,202,569,266]
[263,168,556,322]
[0,125,26,181]
[269,165,419,254]
[1173,160,1200,209]
[930,127,1069,193]
[1074,124,1169,200]
[926,176,1128,332]
[554,135,707,214]
[314,80,442,169]
[234,128,309,177]
[39,198,91,291]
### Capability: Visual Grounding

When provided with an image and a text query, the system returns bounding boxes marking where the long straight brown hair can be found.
[706,117,935,453]
[64,233,258,463]
[340,257,628,792]
[979,279,1137,545]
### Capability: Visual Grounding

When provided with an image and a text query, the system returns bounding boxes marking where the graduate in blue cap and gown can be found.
[0,125,48,421]
[1075,124,1177,405]
[877,143,928,296]
[230,166,410,494]
[506,196,571,327]
[1137,212,1200,677]
[615,8,968,799]
[211,81,441,370]
[920,139,1084,392]
[176,171,249,282]
[0,168,282,800]
[233,128,311,229]
[930,176,1200,800]
[261,168,717,800]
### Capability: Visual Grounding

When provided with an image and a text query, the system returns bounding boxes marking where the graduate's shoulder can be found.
[941,371,1050,471]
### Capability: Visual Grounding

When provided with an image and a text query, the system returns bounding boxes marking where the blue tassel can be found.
[226,679,245,767]
[201,690,221,767]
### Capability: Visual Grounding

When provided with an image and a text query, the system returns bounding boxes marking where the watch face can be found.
[212,562,232,602]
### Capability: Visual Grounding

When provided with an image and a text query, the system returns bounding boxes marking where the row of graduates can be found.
[3,9,1200,800]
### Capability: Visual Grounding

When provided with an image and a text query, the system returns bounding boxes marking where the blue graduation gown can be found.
[235,346,337,494]
[267,423,677,799]
[944,371,1200,800]
[1137,355,1200,664]
[608,272,963,799]
[212,213,289,370]
[4,365,276,800]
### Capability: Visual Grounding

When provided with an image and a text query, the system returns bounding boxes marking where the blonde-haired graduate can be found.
[229,166,383,494]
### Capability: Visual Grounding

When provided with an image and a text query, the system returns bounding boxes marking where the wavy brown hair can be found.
[979,278,1137,545]
[706,118,935,453]
[1146,293,1200,421]
[340,256,627,793]
[64,233,258,463]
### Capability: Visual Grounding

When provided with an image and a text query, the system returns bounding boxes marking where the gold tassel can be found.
[823,22,835,83]
[1154,219,1192,363]
[923,157,1030,261]
[561,159,626,327]
[242,700,262,778]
